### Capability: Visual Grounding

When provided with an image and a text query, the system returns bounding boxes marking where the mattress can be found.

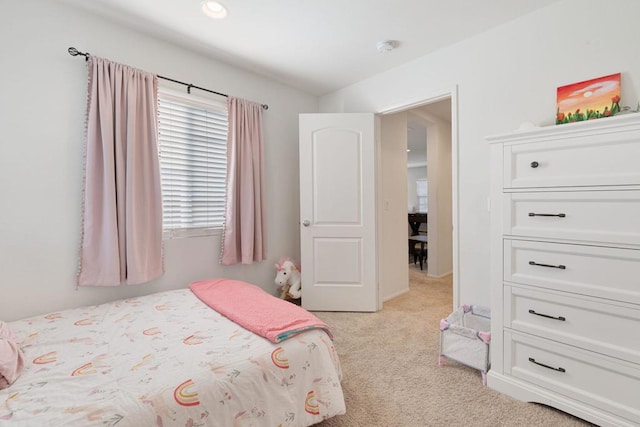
[0,288,345,426]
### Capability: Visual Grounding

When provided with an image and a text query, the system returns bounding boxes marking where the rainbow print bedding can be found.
[0,288,345,426]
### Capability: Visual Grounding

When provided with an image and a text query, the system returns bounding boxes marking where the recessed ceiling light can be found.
[202,0,227,19]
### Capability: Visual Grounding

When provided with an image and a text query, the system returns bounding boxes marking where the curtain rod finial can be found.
[68,47,89,61]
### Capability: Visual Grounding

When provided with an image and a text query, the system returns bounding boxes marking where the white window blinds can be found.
[416,179,428,212]
[158,92,228,233]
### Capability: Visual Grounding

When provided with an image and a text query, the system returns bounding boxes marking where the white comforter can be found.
[0,289,345,426]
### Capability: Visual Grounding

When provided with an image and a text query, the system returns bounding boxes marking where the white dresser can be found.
[487,114,640,427]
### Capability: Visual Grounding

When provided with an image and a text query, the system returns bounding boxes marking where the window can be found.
[157,89,228,237]
[416,179,428,212]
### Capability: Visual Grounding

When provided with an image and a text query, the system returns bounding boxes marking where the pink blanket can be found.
[189,278,333,343]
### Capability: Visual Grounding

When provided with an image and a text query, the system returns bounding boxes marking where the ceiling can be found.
[59,0,563,96]
[406,99,452,167]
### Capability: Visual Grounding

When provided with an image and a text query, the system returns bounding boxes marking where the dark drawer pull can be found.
[530,161,539,168]
[528,309,566,321]
[529,357,566,373]
[529,261,566,270]
[528,212,566,217]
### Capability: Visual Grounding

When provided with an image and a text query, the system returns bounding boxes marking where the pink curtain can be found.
[220,97,266,265]
[77,57,163,286]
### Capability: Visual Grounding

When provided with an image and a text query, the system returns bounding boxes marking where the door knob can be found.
[302,220,310,227]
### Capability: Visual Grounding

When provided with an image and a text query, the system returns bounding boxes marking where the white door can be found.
[299,113,378,312]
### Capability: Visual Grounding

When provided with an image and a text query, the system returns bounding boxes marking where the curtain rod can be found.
[67,47,268,110]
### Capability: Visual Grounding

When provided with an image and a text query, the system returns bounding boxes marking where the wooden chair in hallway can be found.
[409,234,428,270]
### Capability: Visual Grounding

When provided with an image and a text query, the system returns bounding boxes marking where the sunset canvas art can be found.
[556,73,621,124]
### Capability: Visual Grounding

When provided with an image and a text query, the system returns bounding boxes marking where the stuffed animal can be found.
[274,257,302,299]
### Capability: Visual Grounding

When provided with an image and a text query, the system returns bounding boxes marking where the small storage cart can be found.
[438,304,491,384]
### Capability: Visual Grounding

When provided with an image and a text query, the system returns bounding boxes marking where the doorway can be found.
[407,101,453,278]
[377,89,458,309]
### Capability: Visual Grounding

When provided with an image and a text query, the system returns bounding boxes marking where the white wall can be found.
[319,0,640,307]
[419,113,453,278]
[407,110,452,278]
[0,0,317,321]
[379,113,409,302]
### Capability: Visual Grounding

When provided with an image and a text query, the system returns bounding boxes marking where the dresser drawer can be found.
[504,239,640,304]
[505,330,640,424]
[505,285,640,363]
[504,190,640,246]
[504,134,640,189]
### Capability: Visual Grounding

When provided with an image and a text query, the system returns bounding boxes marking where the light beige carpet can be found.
[314,266,594,427]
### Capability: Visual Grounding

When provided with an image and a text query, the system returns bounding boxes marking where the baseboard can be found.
[487,371,637,427]
[381,287,410,302]
[427,271,453,279]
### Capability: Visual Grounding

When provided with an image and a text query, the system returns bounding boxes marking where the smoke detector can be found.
[376,40,396,53]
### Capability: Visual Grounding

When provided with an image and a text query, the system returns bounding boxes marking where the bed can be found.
[0,279,345,426]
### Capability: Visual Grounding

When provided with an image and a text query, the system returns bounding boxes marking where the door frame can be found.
[377,86,460,309]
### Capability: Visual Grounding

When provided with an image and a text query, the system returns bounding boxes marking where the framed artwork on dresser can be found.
[556,72,621,124]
